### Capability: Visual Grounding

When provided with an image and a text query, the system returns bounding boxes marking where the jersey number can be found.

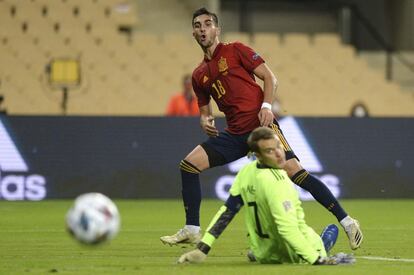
[248,202,269,239]
[212,80,226,99]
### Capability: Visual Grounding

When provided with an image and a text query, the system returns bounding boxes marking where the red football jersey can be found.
[192,42,265,134]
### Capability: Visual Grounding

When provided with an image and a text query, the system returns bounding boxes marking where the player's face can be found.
[192,14,220,49]
[256,136,286,169]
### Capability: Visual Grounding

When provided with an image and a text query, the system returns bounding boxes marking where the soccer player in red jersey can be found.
[160,8,363,250]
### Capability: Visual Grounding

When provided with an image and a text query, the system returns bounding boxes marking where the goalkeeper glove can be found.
[313,253,356,265]
[177,249,207,264]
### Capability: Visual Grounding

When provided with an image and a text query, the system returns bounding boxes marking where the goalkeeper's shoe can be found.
[160,228,201,246]
[320,224,339,253]
[344,218,363,250]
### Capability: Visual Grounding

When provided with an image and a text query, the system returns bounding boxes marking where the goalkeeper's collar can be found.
[256,161,283,170]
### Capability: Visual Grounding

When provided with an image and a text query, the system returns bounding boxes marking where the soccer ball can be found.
[66,193,120,245]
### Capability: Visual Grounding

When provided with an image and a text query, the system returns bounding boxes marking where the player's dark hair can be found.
[192,7,218,27]
[247,127,276,153]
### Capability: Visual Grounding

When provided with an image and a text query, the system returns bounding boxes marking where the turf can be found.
[0,199,413,274]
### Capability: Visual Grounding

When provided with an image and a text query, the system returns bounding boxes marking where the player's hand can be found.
[258,107,274,127]
[200,115,219,137]
[313,253,355,265]
[177,249,207,264]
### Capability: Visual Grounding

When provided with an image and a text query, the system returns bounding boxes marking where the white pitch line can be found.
[358,256,414,263]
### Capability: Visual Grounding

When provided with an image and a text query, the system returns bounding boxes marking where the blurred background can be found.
[0,0,413,116]
[0,0,413,200]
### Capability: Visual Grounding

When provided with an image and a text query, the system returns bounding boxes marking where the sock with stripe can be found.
[180,160,202,226]
[291,169,347,222]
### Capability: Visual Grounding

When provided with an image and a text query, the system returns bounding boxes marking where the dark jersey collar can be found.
[256,161,282,170]
[256,162,272,169]
[204,42,223,61]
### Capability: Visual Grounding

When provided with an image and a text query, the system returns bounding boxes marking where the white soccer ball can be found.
[66,193,120,245]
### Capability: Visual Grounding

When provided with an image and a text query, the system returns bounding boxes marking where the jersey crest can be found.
[203,75,209,83]
[218,56,228,75]
[282,200,292,212]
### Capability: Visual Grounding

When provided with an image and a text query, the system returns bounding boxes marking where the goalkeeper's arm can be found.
[178,195,243,263]
[199,194,243,253]
[313,253,356,265]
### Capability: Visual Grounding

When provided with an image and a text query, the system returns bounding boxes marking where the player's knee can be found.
[200,143,227,168]
[182,145,211,171]
[179,159,201,174]
[284,158,303,177]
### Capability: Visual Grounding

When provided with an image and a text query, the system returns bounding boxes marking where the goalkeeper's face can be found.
[256,136,286,169]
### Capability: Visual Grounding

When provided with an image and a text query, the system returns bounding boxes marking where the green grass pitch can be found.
[0,199,413,274]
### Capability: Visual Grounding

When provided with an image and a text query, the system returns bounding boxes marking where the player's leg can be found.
[161,132,249,245]
[269,122,363,250]
[284,158,362,249]
[284,158,348,220]
[181,145,210,227]
[160,145,210,245]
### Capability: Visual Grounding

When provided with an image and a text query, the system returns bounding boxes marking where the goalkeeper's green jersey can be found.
[230,161,326,264]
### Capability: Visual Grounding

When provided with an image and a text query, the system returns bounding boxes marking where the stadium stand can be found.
[0,0,412,116]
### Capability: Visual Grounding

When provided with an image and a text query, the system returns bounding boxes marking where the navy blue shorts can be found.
[201,120,297,168]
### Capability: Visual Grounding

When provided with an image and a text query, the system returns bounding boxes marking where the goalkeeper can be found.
[178,127,354,265]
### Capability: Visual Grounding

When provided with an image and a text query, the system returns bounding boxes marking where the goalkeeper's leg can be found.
[320,224,339,253]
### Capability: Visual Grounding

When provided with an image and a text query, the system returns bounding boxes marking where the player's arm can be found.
[177,195,243,263]
[253,63,278,127]
[233,42,276,126]
[199,104,219,137]
[192,73,218,137]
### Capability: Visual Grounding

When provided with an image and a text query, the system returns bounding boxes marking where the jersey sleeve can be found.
[233,42,265,73]
[198,170,245,253]
[229,166,243,196]
[198,195,242,254]
[262,173,320,264]
[192,74,210,107]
